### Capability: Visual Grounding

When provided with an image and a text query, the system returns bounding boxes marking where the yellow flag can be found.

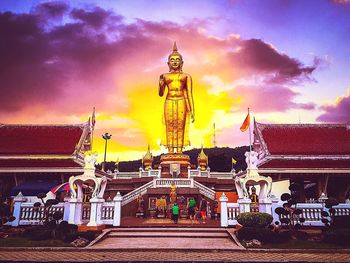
[232,158,237,165]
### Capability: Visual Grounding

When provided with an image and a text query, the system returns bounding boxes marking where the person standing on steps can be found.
[199,197,208,224]
[172,203,179,224]
[187,197,196,224]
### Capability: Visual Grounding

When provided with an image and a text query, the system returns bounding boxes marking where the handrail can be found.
[121,180,154,206]
[193,180,216,200]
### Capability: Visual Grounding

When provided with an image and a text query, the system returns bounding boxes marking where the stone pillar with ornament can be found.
[113,192,122,226]
[68,151,107,229]
[220,192,228,227]
[68,197,83,225]
[11,192,27,227]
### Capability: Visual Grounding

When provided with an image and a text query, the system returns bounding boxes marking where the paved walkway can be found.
[0,248,350,262]
[89,227,243,250]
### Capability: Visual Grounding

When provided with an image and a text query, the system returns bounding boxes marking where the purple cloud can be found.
[0,2,319,117]
[228,39,316,83]
[317,92,350,122]
[230,85,316,112]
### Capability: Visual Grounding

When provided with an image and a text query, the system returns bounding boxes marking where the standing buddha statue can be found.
[159,42,195,154]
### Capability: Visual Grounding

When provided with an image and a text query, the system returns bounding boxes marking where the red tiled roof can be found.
[259,159,350,169]
[0,159,83,168]
[256,123,350,155]
[0,124,86,155]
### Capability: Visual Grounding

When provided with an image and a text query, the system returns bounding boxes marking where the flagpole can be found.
[248,107,252,169]
[91,125,94,150]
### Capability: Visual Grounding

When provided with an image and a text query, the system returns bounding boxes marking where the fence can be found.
[12,194,122,227]
[220,197,350,227]
[13,203,65,226]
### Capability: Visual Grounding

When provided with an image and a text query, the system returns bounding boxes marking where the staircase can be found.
[87,227,244,250]
[121,178,216,207]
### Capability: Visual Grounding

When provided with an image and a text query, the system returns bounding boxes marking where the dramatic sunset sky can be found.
[1,0,350,162]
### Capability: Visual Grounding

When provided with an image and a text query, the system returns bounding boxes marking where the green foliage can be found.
[236,212,273,228]
[333,215,350,229]
[103,146,250,172]
[321,197,341,227]
[237,227,291,243]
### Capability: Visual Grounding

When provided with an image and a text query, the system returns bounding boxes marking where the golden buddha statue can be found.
[159,42,195,154]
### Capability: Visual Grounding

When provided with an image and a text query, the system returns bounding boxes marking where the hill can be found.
[98,146,250,173]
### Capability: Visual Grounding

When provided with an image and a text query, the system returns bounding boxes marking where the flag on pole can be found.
[240,111,250,132]
[232,158,237,165]
[91,107,96,128]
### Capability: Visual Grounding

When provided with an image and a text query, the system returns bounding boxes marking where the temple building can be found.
[0,122,99,199]
[254,121,350,202]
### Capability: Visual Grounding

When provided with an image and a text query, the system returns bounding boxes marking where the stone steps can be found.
[88,227,244,250]
[108,232,228,238]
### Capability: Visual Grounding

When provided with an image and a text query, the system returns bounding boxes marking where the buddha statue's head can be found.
[168,42,183,72]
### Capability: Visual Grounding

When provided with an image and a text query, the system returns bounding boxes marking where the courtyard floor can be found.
[0,247,350,262]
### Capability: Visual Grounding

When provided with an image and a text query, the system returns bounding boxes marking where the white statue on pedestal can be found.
[235,151,272,200]
[69,151,107,200]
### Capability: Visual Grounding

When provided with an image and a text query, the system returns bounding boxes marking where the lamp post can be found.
[102,132,112,171]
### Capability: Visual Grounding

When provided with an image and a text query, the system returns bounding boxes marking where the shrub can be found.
[236,212,273,228]
[30,229,52,241]
[77,231,99,241]
[333,215,350,229]
[323,229,350,245]
[237,227,291,243]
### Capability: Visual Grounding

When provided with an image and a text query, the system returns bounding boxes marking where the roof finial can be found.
[173,41,178,52]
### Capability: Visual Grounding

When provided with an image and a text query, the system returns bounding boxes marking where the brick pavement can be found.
[0,248,349,262]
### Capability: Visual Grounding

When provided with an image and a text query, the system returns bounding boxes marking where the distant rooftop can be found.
[0,123,89,156]
[255,122,350,156]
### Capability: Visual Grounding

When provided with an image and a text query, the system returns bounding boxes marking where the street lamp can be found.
[102,132,112,171]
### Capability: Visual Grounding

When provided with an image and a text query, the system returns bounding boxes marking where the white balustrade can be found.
[334,204,350,216]
[101,202,114,225]
[81,203,91,222]
[121,180,154,206]
[227,203,240,225]
[16,203,65,225]
[153,178,192,188]
[193,180,215,200]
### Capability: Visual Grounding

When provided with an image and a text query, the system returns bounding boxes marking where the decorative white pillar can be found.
[11,192,27,227]
[113,192,122,226]
[87,197,104,227]
[63,196,70,222]
[238,198,251,213]
[220,193,228,227]
[68,198,82,225]
[259,198,272,214]
[270,194,280,224]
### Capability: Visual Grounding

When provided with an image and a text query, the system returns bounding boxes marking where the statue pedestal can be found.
[160,153,190,178]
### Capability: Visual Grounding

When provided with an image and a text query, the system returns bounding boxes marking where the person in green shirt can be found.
[187,198,196,224]
[172,203,179,224]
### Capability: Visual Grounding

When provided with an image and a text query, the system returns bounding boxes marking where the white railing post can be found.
[220,193,228,227]
[63,196,70,222]
[113,192,122,226]
[11,192,27,226]
[271,195,280,224]
[259,197,272,214]
[68,198,82,225]
[87,197,104,227]
[238,198,251,213]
